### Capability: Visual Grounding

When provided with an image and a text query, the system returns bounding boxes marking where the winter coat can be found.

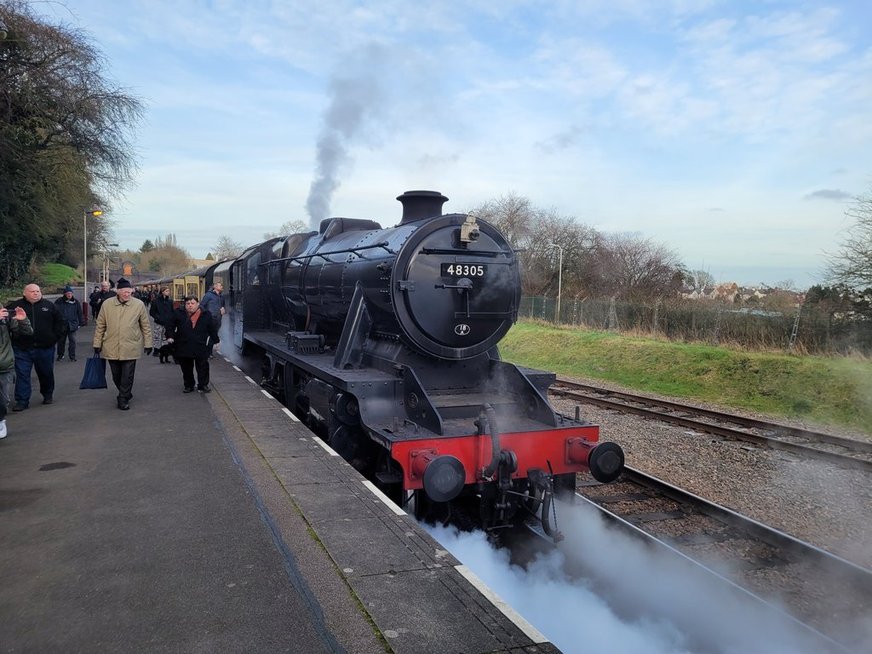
[0,314,33,372]
[93,296,152,360]
[149,295,175,326]
[5,298,64,349]
[55,296,84,332]
[199,290,223,324]
[166,308,219,359]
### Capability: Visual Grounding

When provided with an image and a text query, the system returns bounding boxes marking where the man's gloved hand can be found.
[93,347,101,355]
[144,347,153,355]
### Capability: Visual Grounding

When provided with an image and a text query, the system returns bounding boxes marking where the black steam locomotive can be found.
[216,190,624,537]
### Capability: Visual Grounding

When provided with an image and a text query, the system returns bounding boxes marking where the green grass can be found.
[38,263,80,290]
[501,321,872,435]
[1,263,80,303]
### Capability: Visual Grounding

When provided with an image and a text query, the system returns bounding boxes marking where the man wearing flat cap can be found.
[54,286,84,361]
[93,278,152,410]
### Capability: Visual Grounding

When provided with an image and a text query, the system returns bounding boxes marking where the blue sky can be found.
[40,0,872,287]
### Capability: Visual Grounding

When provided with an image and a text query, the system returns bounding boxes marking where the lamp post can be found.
[102,243,119,282]
[549,243,563,323]
[83,207,103,306]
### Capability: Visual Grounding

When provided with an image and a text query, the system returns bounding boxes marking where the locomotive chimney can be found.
[397,190,448,224]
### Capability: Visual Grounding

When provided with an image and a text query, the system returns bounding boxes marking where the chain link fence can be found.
[520,296,872,355]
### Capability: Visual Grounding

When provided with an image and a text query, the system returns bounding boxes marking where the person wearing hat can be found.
[54,286,84,361]
[93,278,152,410]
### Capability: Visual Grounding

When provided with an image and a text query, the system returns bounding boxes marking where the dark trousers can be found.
[178,356,210,390]
[108,359,137,401]
[56,329,78,359]
[13,346,55,406]
[0,369,13,420]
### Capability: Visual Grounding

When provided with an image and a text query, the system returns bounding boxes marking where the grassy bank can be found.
[1,263,80,304]
[500,321,872,436]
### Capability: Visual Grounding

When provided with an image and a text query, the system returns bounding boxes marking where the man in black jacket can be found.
[165,296,219,393]
[90,280,116,322]
[54,285,85,361]
[6,284,64,410]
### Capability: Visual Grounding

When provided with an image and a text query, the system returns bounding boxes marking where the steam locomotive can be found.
[211,190,624,537]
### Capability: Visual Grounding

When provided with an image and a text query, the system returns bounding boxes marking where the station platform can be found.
[0,324,558,653]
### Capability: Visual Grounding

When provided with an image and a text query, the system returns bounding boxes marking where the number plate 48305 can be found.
[441,263,487,277]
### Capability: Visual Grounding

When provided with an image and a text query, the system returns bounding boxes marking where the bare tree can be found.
[470,192,537,250]
[468,193,597,296]
[825,190,872,289]
[686,269,715,295]
[143,242,192,277]
[589,232,684,301]
[263,219,310,239]
[212,235,245,261]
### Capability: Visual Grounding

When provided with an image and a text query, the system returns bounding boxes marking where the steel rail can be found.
[565,486,856,654]
[555,379,872,453]
[616,467,872,592]
[551,380,872,472]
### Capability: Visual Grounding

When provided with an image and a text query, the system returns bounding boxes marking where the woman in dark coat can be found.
[165,295,219,393]
[148,287,175,354]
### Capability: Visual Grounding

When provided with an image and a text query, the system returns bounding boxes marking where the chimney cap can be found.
[396,190,449,224]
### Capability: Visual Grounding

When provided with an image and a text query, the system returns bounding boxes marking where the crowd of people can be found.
[1,279,224,435]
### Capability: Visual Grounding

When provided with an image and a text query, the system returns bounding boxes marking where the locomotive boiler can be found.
[227,190,624,536]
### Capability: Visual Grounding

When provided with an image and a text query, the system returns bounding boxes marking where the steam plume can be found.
[306,44,387,228]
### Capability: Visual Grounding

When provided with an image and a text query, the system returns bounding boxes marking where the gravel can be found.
[549,379,872,570]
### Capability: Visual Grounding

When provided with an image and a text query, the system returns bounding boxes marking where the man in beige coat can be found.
[93,278,152,410]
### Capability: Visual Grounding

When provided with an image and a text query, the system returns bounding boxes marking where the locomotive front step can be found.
[427,390,519,419]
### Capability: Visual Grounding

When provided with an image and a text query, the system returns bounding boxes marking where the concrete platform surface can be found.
[0,324,559,653]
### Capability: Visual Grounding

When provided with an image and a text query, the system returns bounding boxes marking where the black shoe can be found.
[183,387,195,393]
[57,355,64,361]
[70,357,77,362]
[198,385,211,393]
[12,403,27,412]
[118,402,129,410]
[42,397,53,405]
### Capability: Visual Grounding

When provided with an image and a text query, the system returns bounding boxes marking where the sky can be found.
[36,0,872,288]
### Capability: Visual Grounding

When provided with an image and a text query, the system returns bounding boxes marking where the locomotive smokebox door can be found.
[391,214,521,360]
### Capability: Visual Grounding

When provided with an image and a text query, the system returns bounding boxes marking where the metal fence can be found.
[520,296,872,355]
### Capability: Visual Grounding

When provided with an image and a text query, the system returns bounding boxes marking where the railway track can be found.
[551,379,872,471]
[572,468,872,653]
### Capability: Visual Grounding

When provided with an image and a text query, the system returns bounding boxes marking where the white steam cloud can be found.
[427,499,849,654]
[306,44,388,229]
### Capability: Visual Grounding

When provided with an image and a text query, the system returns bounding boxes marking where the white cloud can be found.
[34,0,872,286]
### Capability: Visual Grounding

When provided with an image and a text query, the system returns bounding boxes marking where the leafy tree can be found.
[0,1,142,288]
[825,190,872,288]
[140,239,155,252]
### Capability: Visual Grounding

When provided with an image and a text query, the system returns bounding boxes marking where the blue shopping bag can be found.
[79,353,107,389]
